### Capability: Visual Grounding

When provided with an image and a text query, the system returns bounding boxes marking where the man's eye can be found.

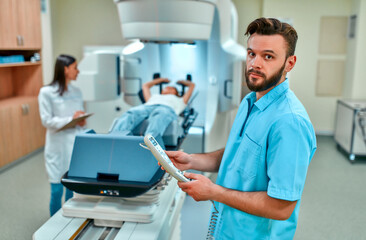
[265,55,273,60]
[248,52,255,57]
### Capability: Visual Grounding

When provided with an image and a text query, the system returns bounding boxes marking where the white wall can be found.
[346,0,366,100]
[232,0,262,48]
[40,0,53,85]
[50,0,129,61]
[233,0,355,134]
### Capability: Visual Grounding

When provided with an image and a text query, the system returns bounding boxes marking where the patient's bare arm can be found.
[177,80,195,104]
[142,78,170,102]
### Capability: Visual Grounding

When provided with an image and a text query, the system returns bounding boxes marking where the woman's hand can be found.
[73,110,86,127]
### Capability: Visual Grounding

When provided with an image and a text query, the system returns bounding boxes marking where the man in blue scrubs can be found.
[166,17,317,239]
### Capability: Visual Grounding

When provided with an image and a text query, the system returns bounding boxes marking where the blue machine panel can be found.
[68,132,164,183]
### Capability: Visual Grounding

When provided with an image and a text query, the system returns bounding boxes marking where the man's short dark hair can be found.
[245,18,298,57]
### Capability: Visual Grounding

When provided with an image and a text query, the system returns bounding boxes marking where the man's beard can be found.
[245,63,286,92]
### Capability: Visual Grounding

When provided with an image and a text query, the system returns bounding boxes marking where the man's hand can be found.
[165,150,193,171]
[178,172,221,201]
[179,172,297,220]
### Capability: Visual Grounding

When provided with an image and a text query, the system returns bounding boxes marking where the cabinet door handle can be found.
[21,36,24,46]
[17,35,22,46]
[21,104,29,115]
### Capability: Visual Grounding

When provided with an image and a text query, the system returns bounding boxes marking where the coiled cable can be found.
[206,200,219,240]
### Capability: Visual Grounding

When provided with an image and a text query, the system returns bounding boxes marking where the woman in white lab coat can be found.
[38,54,86,216]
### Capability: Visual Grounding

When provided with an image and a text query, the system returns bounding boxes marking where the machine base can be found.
[33,180,185,240]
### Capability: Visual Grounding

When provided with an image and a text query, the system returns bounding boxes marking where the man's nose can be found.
[250,56,262,69]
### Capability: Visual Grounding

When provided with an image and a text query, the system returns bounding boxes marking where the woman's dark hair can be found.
[245,18,298,57]
[50,54,76,96]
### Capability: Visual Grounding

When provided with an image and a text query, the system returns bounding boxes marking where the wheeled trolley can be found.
[334,99,366,161]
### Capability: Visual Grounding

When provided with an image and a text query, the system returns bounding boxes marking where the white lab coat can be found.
[38,83,84,183]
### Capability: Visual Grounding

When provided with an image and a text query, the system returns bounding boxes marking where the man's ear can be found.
[285,55,296,72]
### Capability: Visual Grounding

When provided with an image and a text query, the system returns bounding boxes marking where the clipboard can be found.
[57,113,93,132]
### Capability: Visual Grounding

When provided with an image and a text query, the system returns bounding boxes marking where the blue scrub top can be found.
[213,80,317,240]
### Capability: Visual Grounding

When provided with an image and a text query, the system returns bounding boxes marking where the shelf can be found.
[0,48,41,51]
[0,61,41,68]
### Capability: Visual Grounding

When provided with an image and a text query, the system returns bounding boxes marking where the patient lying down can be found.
[111,78,195,137]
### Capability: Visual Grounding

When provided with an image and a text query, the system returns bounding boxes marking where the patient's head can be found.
[161,86,179,96]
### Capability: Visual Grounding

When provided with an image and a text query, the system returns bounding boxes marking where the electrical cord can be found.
[206,200,219,240]
[141,140,220,239]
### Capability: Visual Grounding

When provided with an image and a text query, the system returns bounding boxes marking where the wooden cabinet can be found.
[0,0,17,48]
[0,89,46,169]
[0,0,44,168]
[0,0,42,49]
[0,77,46,168]
[0,106,13,167]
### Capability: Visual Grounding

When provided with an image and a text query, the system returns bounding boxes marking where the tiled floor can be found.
[0,136,366,239]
